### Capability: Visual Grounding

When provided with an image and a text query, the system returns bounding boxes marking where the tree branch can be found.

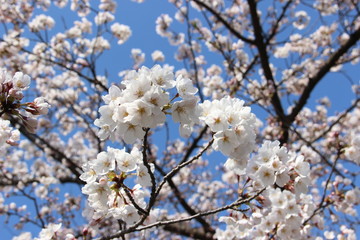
[100,188,265,240]
[163,223,215,240]
[247,0,287,143]
[191,0,255,44]
[287,27,360,124]
[153,138,215,235]
[10,117,83,180]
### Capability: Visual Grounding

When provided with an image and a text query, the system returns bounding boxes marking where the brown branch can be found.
[163,223,215,240]
[142,128,157,213]
[154,164,215,236]
[247,0,287,143]
[287,26,360,125]
[265,1,293,44]
[230,55,259,96]
[191,0,255,44]
[310,98,360,144]
[10,117,83,180]
[303,154,341,226]
[184,1,204,102]
[11,44,109,91]
[101,188,265,240]
[289,126,355,187]
[121,185,148,216]
[180,126,208,165]
[153,138,215,235]
[2,174,46,228]
[157,138,213,193]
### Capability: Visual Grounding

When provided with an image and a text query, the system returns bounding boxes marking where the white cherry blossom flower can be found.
[213,130,239,156]
[151,50,165,62]
[12,72,31,90]
[94,11,114,25]
[29,14,55,32]
[33,97,50,115]
[293,11,310,30]
[171,98,199,124]
[120,205,141,225]
[294,155,310,177]
[36,223,62,240]
[80,163,97,183]
[136,163,154,187]
[111,148,137,172]
[256,165,275,186]
[176,75,198,98]
[111,23,132,44]
[92,151,115,175]
[117,122,144,144]
[150,64,175,89]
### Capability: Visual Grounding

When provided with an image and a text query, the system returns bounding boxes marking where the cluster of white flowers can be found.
[94,11,114,25]
[293,11,310,30]
[35,223,62,240]
[216,141,312,239]
[200,96,257,163]
[99,0,117,12]
[131,48,145,69]
[81,146,151,224]
[53,0,68,8]
[1,70,30,91]
[155,14,173,37]
[95,65,209,144]
[171,75,201,137]
[151,50,165,62]
[216,188,313,239]
[66,18,92,39]
[71,0,91,17]
[0,119,19,147]
[202,74,224,98]
[314,0,339,16]
[95,65,176,143]
[29,14,55,32]
[91,65,314,236]
[344,134,360,164]
[92,64,263,220]
[275,23,337,61]
[249,141,310,193]
[0,70,50,135]
[111,23,132,45]
[91,36,111,54]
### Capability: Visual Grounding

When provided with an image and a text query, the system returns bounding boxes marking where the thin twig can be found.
[100,188,265,240]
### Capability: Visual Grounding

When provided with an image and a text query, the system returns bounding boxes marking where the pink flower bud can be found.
[82,228,88,236]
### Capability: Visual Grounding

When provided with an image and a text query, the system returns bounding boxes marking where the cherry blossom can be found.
[0,0,359,239]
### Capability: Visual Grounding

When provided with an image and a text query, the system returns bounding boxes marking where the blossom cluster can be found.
[0,119,19,147]
[91,65,313,237]
[344,134,360,164]
[0,70,50,143]
[248,141,310,193]
[200,96,257,162]
[1,0,359,238]
[95,65,202,144]
[95,65,170,143]
[81,146,151,225]
[215,188,315,239]
[29,14,55,32]
[111,23,132,45]
[216,141,312,239]
[91,65,266,225]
